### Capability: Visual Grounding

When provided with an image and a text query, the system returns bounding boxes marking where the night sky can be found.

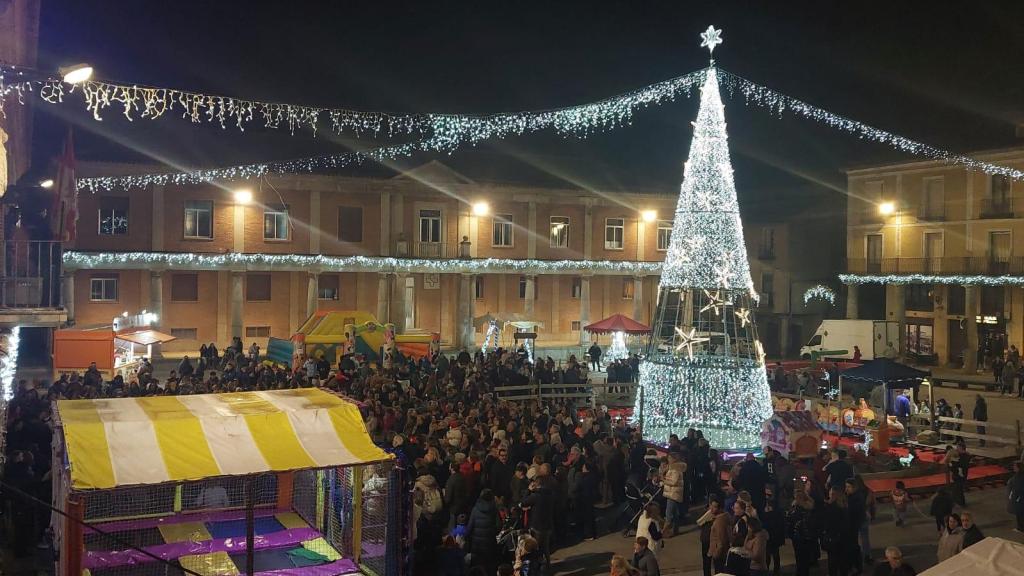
[28,1,1024,219]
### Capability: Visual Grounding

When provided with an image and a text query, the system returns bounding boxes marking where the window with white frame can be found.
[605,218,624,250]
[492,214,513,247]
[89,276,118,302]
[263,204,289,240]
[183,200,213,239]
[571,277,582,299]
[550,216,569,248]
[98,197,129,236]
[418,209,442,243]
[657,220,672,251]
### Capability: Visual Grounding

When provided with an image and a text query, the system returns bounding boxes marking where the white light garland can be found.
[717,69,1024,181]
[0,327,20,402]
[606,331,629,362]
[839,273,1024,287]
[62,250,664,275]
[803,284,836,306]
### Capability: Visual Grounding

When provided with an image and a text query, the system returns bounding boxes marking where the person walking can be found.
[951,443,970,507]
[587,342,602,372]
[936,514,964,563]
[890,481,908,527]
[761,493,785,576]
[929,487,954,533]
[845,479,867,575]
[786,491,820,576]
[973,395,988,447]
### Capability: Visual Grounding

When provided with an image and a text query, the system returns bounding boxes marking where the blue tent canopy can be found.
[840,357,930,387]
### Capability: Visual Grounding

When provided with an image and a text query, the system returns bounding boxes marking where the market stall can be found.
[584,313,652,362]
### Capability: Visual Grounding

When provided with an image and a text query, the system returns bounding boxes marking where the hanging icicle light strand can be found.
[802,284,836,306]
[717,69,1024,181]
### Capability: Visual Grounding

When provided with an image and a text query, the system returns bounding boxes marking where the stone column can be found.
[233,203,245,253]
[150,271,164,358]
[306,273,318,318]
[583,202,594,260]
[579,275,592,345]
[846,283,859,320]
[964,285,979,373]
[458,274,475,351]
[632,275,644,322]
[390,272,409,333]
[63,272,75,324]
[524,275,536,316]
[309,191,321,255]
[403,273,416,332]
[893,285,906,355]
[376,273,389,323]
[230,272,244,341]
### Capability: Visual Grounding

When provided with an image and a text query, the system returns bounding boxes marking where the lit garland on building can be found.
[62,250,664,275]
[803,284,836,306]
[839,273,1024,287]
[637,32,772,450]
[717,69,1024,181]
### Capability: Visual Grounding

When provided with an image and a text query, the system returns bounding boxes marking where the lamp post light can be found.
[58,63,93,85]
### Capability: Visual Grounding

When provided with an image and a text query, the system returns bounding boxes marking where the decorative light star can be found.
[700,290,728,316]
[734,307,750,328]
[699,25,723,57]
[713,256,735,288]
[674,327,710,359]
[755,340,766,366]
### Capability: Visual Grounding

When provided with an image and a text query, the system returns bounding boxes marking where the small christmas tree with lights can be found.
[637,26,773,449]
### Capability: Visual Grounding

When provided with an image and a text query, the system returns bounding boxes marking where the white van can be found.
[799,320,899,360]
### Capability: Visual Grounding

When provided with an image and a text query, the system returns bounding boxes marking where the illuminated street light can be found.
[39,179,54,189]
[59,63,93,85]
[472,201,490,217]
[233,189,253,204]
[878,202,895,215]
[641,209,658,222]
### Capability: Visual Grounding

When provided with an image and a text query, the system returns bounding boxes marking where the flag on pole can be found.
[51,129,78,242]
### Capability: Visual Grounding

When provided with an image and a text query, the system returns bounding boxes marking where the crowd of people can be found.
[4,337,1024,576]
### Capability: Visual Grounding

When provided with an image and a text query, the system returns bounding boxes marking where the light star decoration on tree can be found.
[700,25,724,57]
[674,327,710,358]
[734,307,751,328]
[700,290,729,316]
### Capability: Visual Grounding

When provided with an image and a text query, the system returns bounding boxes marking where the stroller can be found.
[619,466,663,537]
[496,503,528,564]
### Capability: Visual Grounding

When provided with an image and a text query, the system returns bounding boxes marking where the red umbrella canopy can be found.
[583,313,651,335]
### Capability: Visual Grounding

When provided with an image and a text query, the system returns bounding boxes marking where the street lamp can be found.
[39,179,54,189]
[878,202,895,216]
[59,63,93,85]
[641,209,658,223]
[233,189,253,204]
[472,201,490,217]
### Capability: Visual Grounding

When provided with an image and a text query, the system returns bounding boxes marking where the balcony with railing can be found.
[0,241,67,325]
[848,256,1024,276]
[980,198,1015,219]
[395,240,469,259]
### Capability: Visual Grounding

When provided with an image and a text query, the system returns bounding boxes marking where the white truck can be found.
[799,320,900,360]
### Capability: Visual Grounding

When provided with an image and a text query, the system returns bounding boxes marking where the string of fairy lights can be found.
[2,58,1022,192]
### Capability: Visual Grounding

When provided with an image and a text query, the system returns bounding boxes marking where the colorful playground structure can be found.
[294,311,439,368]
[52,389,399,576]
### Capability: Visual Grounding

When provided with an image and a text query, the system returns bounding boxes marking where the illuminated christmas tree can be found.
[637,27,773,449]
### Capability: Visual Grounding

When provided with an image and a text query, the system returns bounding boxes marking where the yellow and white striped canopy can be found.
[57,389,391,490]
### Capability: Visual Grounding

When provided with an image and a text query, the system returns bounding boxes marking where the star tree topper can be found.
[700,25,723,58]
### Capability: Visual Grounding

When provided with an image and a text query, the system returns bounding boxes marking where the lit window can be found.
[318,275,339,300]
[550,216,569,248]
[98,197,129,236]
[622,278,634,300]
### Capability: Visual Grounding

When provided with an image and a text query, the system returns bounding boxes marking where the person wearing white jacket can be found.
[636,502,665,555]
